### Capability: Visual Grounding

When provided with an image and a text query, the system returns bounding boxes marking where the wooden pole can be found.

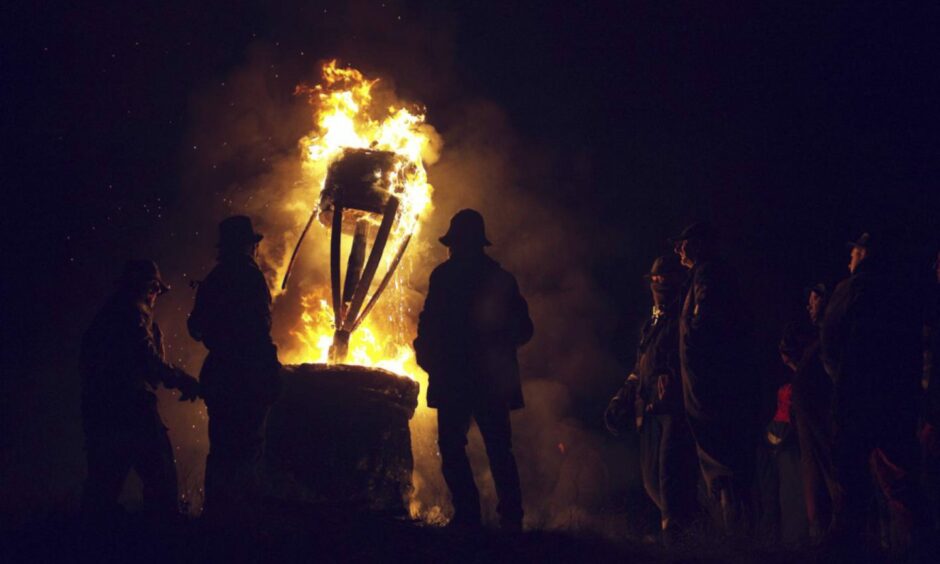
[280,205,318,290]
[351,230,413,333]
[342,197,399,332]
[342,219,369,309]
[330,206,344,329]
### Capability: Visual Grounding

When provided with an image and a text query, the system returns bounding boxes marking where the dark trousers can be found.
[82,410,178,516]
[688,417,755,533]
[756,442,808,544]
[437,400,523,524]
[639,413,698,528]
[204,402,269,516]
[793,409,836,535]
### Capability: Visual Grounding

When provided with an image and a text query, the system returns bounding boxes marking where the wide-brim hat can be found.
[439,209,492,248]
[217,215,264,248]
[668,221,716,243]
[846,232,871,249]
[643,254,685,279]
[118,259,170,294]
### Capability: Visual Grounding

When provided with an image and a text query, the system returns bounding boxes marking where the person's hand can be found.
[175,370,200,402]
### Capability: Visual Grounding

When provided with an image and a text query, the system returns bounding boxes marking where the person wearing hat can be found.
[671,221,760,533]
[846,232,870,274]
[188,215,281,519]
[604,255,697,545]
[80,259,200,520]
[820,232,926,552]
[789,282,838,541]
[414,209,533,532]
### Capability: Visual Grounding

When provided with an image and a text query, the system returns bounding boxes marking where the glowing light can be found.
[281,60,436,385]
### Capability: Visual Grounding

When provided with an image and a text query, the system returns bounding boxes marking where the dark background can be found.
[4,0,938,517]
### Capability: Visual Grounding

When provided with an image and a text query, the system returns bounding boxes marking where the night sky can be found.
[4,1,939,515]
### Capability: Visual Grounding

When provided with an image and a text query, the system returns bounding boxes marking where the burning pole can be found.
[267,61,438,517]
[281,61,434,367]
[284,148,416,362]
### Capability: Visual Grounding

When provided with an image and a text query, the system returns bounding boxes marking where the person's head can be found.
[846,232,870,274]
[217,215,263,260]
[439,209,491,257]
[117,259,169,308]
[645,254,686,306]
[779,321,812,372]
[806,283,829,326]
[670,222,716,268]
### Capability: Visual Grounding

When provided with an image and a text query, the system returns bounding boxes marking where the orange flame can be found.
[279,60,438,389]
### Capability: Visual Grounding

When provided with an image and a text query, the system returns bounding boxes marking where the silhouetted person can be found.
[80,259,199,519]
[755,322,810,545]
[672,222,759,532]
[922,250,940,532]
[791,282,837,540]
[605,255,698,545]
[188,216,281,518]
[821,232,925,552]
[414,209,533,531]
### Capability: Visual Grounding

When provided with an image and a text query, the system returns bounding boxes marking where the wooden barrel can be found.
[265,363,419,514]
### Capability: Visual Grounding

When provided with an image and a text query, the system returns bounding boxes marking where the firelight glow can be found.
[279,60,437,383]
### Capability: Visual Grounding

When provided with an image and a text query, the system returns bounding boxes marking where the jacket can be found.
[414,252,533,409]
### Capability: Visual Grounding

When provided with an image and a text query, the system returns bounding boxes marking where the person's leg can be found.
[755,444,780,541]
[474,401,523,529]
[81,432,132,517]
[437,403,480,525]
[640,415,664,513]
[658,414,700,544]
[794,411,830,538]
[777,442,809,545]
[133,415,180,519]
[205,402,268,518]
[829,430,874,545]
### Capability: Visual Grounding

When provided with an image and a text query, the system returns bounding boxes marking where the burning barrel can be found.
[265,363,419,514]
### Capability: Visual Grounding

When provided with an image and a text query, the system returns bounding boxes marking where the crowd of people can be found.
[605,222,940,557]
[77,209,939,558]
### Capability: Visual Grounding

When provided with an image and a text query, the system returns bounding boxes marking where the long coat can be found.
[414,252,533,410]
[188,254,280,409]
[632,300,684,416]
[80,291,184,431]
[820,261,922,438]
[679,257,759,486]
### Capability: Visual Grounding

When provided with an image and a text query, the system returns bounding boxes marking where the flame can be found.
[280,60,436,386]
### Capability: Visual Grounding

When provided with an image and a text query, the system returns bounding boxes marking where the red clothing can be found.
[773,383,793,424]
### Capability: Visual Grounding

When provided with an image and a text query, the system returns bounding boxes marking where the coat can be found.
[414,252,533,410]
[80,291,184,431]
[188,254,280,408]
[820,261,922,436]
[679,257,759,486]
[632,300,684,415]
[679,258,757,423]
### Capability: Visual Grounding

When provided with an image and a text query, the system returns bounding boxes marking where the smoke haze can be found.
[151,16,634,525]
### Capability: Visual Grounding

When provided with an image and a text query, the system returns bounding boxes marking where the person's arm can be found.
[414,269,444,373]
[507,275,534,347]
[820,281,854,381]
[187,276,210,343]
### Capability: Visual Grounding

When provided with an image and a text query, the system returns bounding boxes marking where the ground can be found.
[1,501,832,564]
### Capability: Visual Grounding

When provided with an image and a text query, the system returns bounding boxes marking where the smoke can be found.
[148,8,637,531]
